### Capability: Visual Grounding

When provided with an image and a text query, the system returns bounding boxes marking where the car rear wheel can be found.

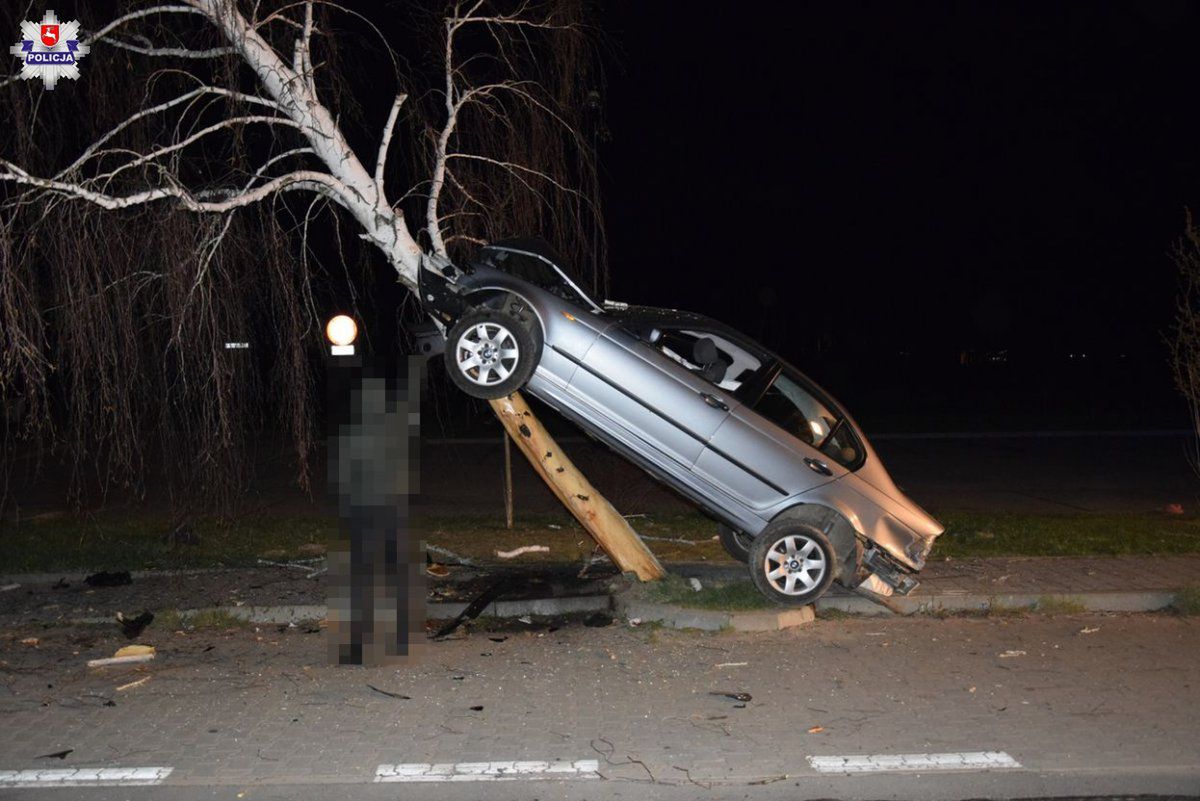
[717,523,754,563]
[748,521,835,606]
[445,308,541,400]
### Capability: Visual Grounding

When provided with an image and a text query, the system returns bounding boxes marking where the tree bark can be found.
[489,392,665,581]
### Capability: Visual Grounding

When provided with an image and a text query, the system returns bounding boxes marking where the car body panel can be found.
[421,244,943,586]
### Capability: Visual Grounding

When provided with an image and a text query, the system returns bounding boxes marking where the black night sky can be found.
[591,2,1200,429]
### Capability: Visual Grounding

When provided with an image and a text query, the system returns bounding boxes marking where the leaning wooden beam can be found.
[489,392,666,581]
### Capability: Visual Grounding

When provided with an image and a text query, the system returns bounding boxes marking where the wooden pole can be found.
[503,433,514,529]
[489,391,665,581]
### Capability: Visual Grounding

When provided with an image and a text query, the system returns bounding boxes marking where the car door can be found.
[566,323,735,469]
[696,365,852,510]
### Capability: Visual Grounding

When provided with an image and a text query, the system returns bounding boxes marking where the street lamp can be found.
[325,314,357,356]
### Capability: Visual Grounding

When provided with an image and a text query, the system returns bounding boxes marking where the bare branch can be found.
[374,93,407,198]
[84,5,208,45]
[57,86,280,178]
[99,37,235,59]
[0,166,353,213]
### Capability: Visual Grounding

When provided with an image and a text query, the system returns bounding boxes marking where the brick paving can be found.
[0,615,1198,787]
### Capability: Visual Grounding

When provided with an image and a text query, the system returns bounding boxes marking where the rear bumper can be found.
[864,546,920,596]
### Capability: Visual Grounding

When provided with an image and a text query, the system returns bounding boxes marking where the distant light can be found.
[325,315,357,346]
[224,342,249,350]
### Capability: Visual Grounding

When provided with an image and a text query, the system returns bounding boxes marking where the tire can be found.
[445,308,542,400]
[748,520,835,606]
[717,523,754,563]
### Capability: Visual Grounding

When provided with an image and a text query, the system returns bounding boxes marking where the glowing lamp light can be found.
[326,314,357,355]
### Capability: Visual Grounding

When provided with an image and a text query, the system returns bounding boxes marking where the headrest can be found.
[692,337,718,366]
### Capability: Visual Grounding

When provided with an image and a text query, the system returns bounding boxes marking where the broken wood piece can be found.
[116,675,150,692]
[494,545,549,559]
[88,654,154,668]
[89,644,156,668]
[114,644,155,658]
[489,392,664,581]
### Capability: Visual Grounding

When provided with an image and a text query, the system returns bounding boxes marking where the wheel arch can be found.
[769,503,863,585]
[461,287,546,336]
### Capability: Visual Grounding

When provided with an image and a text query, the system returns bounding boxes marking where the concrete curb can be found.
[815,589,1178,616]
[614,598,815,632]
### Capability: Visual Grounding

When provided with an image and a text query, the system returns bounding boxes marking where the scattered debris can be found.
[117,611,154,639]
[367,684,411,700]
[84,571,132,588]
[20,637,39,647]
[433,577,515,639]
[116,676,150,692]
[469,705,484,711]
[51,578,69,589]
[495,545,550,559]
[88,644,155,668]
[1,583,20,592]
[37,750,72,760]
[998,650,1027,658]
[640,535,699,545]
[426,544,475,566]
[487,636,508,643]
[628,617,642,627]
[1079,626,1100,635]
[547,524,562,530]
[583,612,613,628]
[807,725,824,734]
[256,557,326,579]
[993,575,1010,584]
[1165,503,1185,515]
[749,775,788,785]
[425,563,450,578]
[688,577,703,592]
[715,662,747,668]
[709,691,753,703]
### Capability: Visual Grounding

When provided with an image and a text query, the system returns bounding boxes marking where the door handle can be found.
[700,392,729,411]
[804,457,832,476]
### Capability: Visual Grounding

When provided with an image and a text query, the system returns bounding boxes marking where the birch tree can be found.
[0,1,605,511]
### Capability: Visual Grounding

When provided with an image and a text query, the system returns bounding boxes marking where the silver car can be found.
[421,239,943,605]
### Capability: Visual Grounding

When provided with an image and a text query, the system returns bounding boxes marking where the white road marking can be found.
[375,760,600,782]
[0,767,173,787]
[808,751,1020,774]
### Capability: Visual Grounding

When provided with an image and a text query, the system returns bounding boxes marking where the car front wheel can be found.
[445,309,541,399]
[717,523,754,563]
[748,521,835,606]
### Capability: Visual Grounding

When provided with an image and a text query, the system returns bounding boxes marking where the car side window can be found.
[752,372,861,468]
[653,329,762,392]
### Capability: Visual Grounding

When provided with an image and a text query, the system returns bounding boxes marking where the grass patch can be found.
[644,574,773,611]
[1172,585,1200,616]
[1033,595,1087,614]
[933,512,1200,559]
[5,507,1200,574]
[0,510,729,573]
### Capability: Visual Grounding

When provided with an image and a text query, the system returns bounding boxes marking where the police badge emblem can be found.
[10,10,88,90]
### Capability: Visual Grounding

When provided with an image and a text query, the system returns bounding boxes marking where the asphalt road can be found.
[2,614,1198,800]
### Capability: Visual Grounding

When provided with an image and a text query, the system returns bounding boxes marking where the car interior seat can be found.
[692,337,728,384]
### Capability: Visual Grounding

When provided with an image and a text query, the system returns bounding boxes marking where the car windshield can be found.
[479,245,601,312]
[751,370,863,469]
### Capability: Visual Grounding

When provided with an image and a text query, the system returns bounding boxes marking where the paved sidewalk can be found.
[0,615,1198,796]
